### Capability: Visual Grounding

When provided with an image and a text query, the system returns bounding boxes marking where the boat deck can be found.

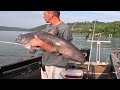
[110,53,120,79]
[0,54,114,79]
[68,60,112,79]
[0,55,42,79]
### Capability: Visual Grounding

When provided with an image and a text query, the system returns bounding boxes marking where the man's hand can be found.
[30,35,43,47]
[30,34,54,53]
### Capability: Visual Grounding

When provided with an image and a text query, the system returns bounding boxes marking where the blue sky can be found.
[0,11,120,29]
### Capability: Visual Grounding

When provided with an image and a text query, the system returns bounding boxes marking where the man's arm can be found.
[62,28,73,42]
[30,35,54,53]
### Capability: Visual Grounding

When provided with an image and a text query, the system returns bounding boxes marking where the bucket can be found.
[64,69,83,79]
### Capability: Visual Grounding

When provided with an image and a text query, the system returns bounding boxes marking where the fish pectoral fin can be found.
[28,49,37,54]
[50,47,62,56]
[55,53,62,56]
[27,46,39,54]
[51,51,61,56]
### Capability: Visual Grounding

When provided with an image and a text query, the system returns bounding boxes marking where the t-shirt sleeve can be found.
[44,24,50,32]
[62,28,73,42]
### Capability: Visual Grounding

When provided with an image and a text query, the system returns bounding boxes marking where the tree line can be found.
[68,21,120,38]
[28,21,120,38]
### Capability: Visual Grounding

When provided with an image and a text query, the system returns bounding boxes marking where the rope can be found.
[0,41,22,46]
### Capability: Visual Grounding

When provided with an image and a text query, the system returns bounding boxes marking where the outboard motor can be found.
[80,48,90,61]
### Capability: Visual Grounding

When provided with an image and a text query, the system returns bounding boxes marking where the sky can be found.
[0,11,120,29]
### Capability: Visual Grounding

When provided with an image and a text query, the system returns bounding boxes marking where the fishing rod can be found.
[87,20,97,72]
[71,22,77,31]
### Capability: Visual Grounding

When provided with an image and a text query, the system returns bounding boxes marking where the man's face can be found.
[43,11,53,23]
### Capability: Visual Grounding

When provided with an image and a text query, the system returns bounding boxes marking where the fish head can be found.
[15,33,35,46]
[15,32,38,54]
[15,33,27,45]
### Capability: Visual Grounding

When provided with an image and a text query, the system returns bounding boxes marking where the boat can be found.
[68,48,113,79]
[77,22,115,79]
[0,55,42,79]
[0,22,116,79]
[0,47,115,79]
[109,50,120,79]
[0,49,90,79]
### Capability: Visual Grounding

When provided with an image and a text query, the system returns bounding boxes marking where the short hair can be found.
[48,11,60,17]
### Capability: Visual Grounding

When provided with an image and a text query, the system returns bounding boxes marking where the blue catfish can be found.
[15,32,86,64]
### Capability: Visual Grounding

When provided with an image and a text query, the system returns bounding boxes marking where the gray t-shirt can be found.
[41,22,73,68]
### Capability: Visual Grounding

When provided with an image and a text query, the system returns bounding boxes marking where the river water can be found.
[0,31,120,66]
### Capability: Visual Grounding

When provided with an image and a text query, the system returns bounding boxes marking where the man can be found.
[30,11,73,79]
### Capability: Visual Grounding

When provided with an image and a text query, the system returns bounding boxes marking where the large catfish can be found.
[15,32,86,64]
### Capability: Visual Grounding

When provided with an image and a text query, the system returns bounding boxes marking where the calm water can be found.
[0,31,120,66]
